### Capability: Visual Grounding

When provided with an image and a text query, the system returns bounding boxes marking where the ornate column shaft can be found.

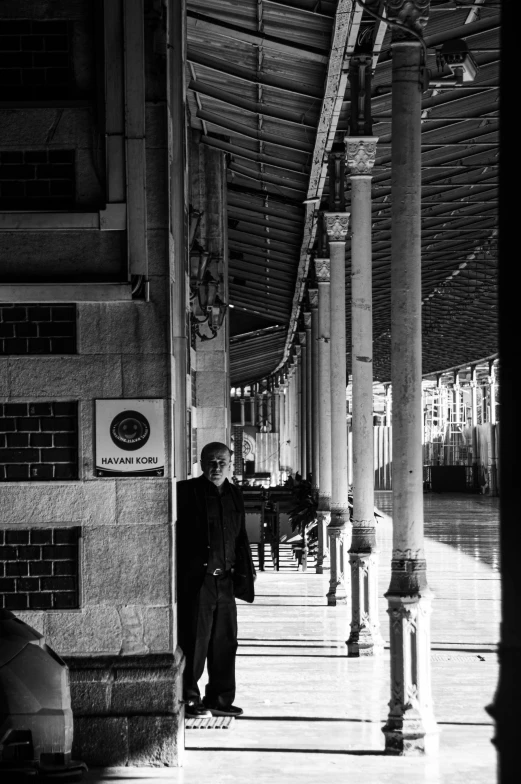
[288,366,296,474]
[470,365,479,486]
[304,313,313,480]
[279,382,286,477]
[294,349,302,476]
[385,383,392,426]
[299,332,308,480]
[240,398,246,427]
[324,212,350,606]
[309,291,320,489]
[274,388,280,433]
[345,136,383,657]
[488,363,498,495]
[316,261,332,575]
[309,288,325,572]
[382,0,437,756]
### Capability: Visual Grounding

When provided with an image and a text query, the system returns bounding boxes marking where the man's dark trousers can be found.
[178,572,238,707]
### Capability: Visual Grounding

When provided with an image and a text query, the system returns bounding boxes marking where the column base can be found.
[347,629,384,657]
[326,580,348,606]
[347,549,383,657]
[383,710,439,756]
[315,511,330,574]
[66,650,185,767]
[383,587,437,756]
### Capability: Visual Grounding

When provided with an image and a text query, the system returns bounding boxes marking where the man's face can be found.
[201,448,231,487]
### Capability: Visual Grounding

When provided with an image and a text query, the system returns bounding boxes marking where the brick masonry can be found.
[0,401,78,481]
[0,527,80,610]
[0,150,75,209]
[0,20,73,100]
[0,304,76,355]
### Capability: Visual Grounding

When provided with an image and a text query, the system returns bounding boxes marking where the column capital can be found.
[295,345,302,358]
[303,312,312,329]
[324,212,350,242]
[384,0,430,37]
[345,137,379,175]
[308,288,319,309]
[298,331,306,347]
[315,258,330,282]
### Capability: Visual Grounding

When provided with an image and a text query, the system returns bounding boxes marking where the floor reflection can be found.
[375,491,500,571]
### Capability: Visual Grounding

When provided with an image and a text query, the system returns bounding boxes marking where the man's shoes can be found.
[204,703,244,717]
[185,700,212,717]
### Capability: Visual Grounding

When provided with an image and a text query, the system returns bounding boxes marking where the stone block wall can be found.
[0,0,184,767]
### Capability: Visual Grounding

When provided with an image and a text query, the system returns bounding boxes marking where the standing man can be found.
[176,442,256,718]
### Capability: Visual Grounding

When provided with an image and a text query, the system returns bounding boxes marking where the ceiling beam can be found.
[227,190,304,218]
[201,135,309,174]
[187,50,323,99]
[200,109,314,153]
[187,10,329,63]
[228,162,307,193]
[189,80,317,128]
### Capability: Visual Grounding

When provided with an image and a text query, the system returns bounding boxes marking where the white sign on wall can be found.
[95,399,165,477]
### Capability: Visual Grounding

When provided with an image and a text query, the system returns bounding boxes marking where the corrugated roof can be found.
[187,0,499,386]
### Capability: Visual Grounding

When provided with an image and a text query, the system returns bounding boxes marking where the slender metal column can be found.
[345,136,383,657]
[324,213,350,606]
[278,381,286,479]
[240,398,246,427]
[304,312,313,480]
[489,360,497,425]
[249,394,255,428]
[385,383,392,426]
[295,350,302,475]
[287,367,294,473]
[309,288,325,572]
[382,0,438,755]
[470,365,479,487]
[267,390,273,433]
[299,332,308,480]
[488,361,498,495]
[316,260,332,574]
[309,291,320,489]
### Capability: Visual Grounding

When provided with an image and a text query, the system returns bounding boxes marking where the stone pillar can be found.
[240,398,246,426]
[316,260,332,573]
[324,212,351,606]
[382,0,438,755]
[344,136,383,657]
[299,332,308,479]
[304,313,313,481]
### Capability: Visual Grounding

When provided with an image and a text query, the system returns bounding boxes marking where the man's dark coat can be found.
[176,475,255,603]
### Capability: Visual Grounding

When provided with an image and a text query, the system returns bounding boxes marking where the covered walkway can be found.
[87,492,499,784]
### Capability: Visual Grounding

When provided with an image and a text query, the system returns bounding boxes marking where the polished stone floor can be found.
[87,492,500,784]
